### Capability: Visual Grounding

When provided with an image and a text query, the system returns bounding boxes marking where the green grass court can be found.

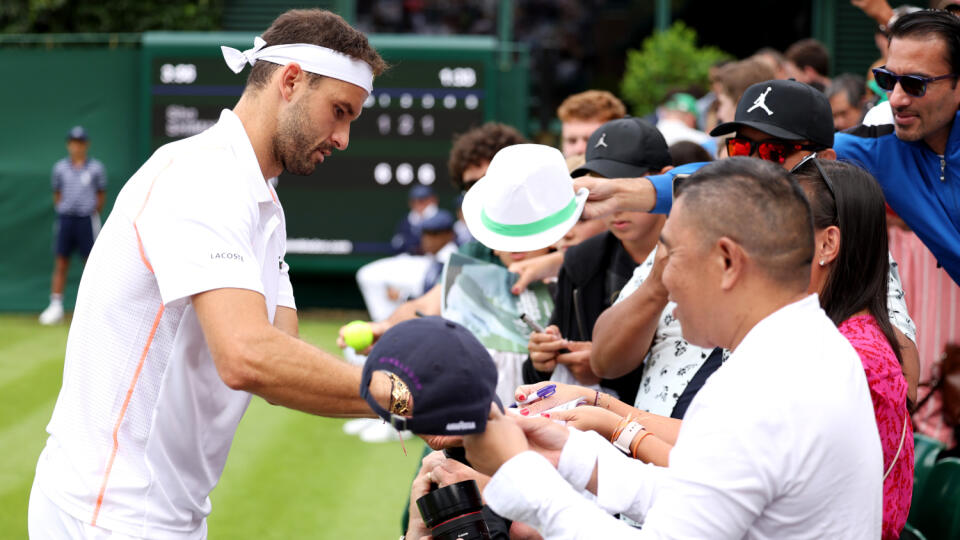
[0,313,424,538]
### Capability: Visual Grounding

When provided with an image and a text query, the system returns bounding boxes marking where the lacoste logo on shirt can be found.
[210,252,244,262]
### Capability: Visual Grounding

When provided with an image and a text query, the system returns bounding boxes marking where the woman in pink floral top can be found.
[794,158,913,540]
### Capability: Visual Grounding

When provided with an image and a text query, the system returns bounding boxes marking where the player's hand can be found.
[528,325,565,373]
[464,403,529,476]
[513,381,596,416]
[557,341,601,386]
[336,320,389,353]
[508,252,563,294]
[547,406,622,441]
[419,434,464,450]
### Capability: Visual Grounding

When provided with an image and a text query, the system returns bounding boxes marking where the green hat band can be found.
[480,196,578,237]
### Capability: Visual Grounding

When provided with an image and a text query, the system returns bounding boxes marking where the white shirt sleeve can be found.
[484,451,647,539]
[887,253,916,343]
[277,258,296,310]
[136,159,265,306]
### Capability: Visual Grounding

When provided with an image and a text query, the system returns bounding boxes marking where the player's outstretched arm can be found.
[193,287,390,417]
[274,306,299,338]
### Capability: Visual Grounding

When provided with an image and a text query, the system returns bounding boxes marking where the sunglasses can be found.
[872,66,958,98]
[726,137,820,164]
[791,153,843,228]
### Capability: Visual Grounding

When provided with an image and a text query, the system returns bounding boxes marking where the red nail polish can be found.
[516,394,525,401]
[520,408,529,416]
[542,413,550,418]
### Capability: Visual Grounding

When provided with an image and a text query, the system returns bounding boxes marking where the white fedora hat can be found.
[462,144,589,253]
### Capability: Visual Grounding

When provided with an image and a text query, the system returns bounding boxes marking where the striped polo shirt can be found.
[52,157,107,216]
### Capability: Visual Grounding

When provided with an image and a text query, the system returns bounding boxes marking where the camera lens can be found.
[416,480,491,540]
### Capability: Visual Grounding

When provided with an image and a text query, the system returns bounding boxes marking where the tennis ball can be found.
[342,320,374,351]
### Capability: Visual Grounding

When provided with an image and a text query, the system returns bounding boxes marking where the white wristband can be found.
[613,422,644,454]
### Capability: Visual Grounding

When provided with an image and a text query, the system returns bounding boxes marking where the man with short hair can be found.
[828,73,868,131]
[464,158,883,539]
[784,38,832,91]
[556,90,627,158]
[39,126,107,325]
[835,9,960,285]
[30,9,396,538]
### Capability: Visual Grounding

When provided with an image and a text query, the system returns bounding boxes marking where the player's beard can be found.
[274,98,332,176]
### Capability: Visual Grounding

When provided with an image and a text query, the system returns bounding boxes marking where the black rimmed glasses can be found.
[872,66,958,98]
[791,153,843,228]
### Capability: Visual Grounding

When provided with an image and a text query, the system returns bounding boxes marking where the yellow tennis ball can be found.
[343,320,374,351]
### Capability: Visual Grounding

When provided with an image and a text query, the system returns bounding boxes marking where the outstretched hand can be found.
[573,176,654,220]
[464,403,529,476]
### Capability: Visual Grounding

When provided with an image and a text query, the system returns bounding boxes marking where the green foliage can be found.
[620,21,732,117]
[1,0,224,33]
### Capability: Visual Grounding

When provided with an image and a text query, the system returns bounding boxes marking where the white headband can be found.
[221,36,374,94]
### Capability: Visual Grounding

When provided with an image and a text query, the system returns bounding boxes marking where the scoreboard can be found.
[140,32,528,273]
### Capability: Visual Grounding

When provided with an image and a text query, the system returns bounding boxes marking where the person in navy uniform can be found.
[39,126,107,325]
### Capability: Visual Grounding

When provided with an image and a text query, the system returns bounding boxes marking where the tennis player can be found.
[29,9,394,539]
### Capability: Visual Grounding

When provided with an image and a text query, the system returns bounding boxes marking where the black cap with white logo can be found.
[710,79,834,149]
[572,117,672,179]
[359,316,502,435]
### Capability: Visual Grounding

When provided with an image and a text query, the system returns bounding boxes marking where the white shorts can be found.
[28,482,142,540]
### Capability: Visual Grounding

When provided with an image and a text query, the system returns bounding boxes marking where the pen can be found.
[518,384,556,405]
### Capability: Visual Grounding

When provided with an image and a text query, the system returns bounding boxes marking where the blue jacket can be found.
[834,111,960,285]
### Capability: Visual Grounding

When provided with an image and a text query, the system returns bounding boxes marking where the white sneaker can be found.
[358,420,413,443]
[39,302,64,325]
[342,418,378,435]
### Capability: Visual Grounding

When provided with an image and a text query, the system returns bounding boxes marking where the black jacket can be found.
[522,232,644,405]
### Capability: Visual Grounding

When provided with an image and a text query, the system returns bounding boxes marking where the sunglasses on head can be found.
[791,153,844,228]
[872,66,958,98]
[726,137,820,164]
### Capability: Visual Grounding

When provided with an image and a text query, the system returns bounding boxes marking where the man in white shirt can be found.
[463,158,883,539]
[29,10,399,539]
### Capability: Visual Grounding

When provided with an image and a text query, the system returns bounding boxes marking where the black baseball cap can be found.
[710,79,834,149]
[571,117,672,179]
[359,317,502,435]
[67,125,88,141]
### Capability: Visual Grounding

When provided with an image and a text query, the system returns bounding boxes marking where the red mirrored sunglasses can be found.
[726,137,820,164]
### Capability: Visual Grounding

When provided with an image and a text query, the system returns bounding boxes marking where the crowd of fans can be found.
[342,3,960,539]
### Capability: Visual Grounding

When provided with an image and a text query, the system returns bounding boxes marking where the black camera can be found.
[416,479,491,540]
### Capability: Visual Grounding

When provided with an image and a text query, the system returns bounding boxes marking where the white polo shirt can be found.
[484,295,883,539]
[34,110,295,538]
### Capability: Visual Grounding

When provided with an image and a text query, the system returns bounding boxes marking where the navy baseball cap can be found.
[359,317,501,435]
[421,209,455,233]
[67,126,88,141]
[409,184,435,200]
[572,117,671,179]
[710,79,834,149]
